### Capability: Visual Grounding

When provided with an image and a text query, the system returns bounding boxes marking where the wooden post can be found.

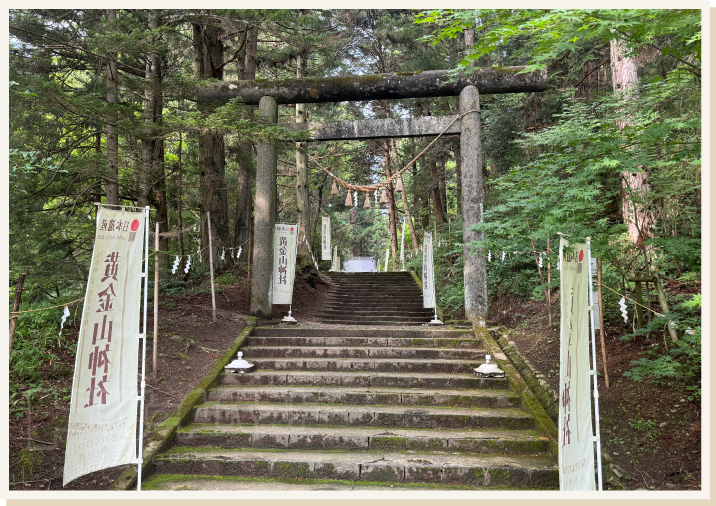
[250,96,278,318]
[653,275,678,342]
[9,273,27,355]
[247,200,253,307]
[207,210,217,323]
[153,222,159,381]
[633,280,644,329]
[547,237,552,327]
[597,258,610,388]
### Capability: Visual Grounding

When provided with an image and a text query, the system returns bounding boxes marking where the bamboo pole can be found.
[597,258,610,388]
[153,221,159,382]
[9,273,27,355]
[207,211,217,323]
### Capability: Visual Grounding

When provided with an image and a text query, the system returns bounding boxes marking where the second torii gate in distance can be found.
[198,67,548,326]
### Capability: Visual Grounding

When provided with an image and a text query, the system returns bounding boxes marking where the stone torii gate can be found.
[198,67,548,326]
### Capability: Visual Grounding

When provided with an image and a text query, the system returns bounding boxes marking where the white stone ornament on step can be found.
[474,355,505,378]
[224,351,255,374]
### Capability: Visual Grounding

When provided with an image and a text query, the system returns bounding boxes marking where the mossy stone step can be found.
[248,357,477,374]
[193,402,535,430]
[219,370,507,389]
[241,345,484,360]
[176,425,548,454]
[250,327,474,338]
[246,335,480,348]
[152,448,558,489]
[206,385,518,408]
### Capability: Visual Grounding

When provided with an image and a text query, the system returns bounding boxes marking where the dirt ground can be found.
[8,264,332,491]
[488,291,701,490]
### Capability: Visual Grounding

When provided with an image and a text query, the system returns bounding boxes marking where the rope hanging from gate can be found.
[307,109,480,193]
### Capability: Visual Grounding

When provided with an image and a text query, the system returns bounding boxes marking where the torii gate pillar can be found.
[460,85,488,326]
[250,96,278,318]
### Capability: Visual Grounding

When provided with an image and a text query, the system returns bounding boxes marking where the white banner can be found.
[64,207,145,485]
[558,237,596,490]
[273,223,298,305]
[321,216,331,261]
[422,232,436,309]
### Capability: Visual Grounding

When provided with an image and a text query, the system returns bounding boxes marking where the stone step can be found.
[322,301,430,309]
[219,371,507,390]
[206,385,516,408]
[152,448,558,488]
[248,357,477,374]
[142,475,496,491]
[327,286,422,292]
[325,292,423,299]
[246,335,480,348]
[315,317,431,325]
[176,424,547,454]
[194,402,535,430]
[241,346,484,360]
[315,310,435,319]
[250,327,474,338]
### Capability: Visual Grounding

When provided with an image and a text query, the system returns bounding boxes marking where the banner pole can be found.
[207,210,217,323]
[586,237,603,491]
[153,221,159,382]
[137,206,150,491]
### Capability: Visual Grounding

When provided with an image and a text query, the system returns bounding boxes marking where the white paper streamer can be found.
[538,253,543,269]
[353,191,357,208]
[237,246,242,259]
[221,248,225,261]
[488,251,492,262]
[184,255,191,274]
[619,297,628,323]
[59,305,70,336]
[198,249,202,263]
[501,251,506,263]
[172,255,180,274]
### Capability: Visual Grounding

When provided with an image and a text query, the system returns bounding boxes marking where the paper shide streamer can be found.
[59,305,70,336]
[172,256,180,274]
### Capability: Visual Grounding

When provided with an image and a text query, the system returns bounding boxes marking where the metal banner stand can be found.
[586,237,603,491]
[136,206,151,490]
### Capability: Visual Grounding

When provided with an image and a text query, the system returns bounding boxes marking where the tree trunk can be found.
[9,273,27,355]
[234,25,256,261]
[196,22,230,267]
[610,36,653,248]
[138,11,157,208]
[105,9,119,205]
[296,51,310,254]
[390,138,419,253]
[429,155,447,225]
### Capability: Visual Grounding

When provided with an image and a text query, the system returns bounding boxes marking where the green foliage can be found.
[622,293,700,398]
[628,419,660,441]
[417,9,700,75]
[214,272,236,286]
[9,300,78,419]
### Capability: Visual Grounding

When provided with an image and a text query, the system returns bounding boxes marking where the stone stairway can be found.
[143,326,559,491]
[316,272,436,325]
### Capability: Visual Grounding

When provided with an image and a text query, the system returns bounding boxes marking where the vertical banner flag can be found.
[64,207,145,485]
[558,236,596,490]
[321,216,331,261]
[400,219,406,263]
[423,232,436,309]
[273,224,298,305]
